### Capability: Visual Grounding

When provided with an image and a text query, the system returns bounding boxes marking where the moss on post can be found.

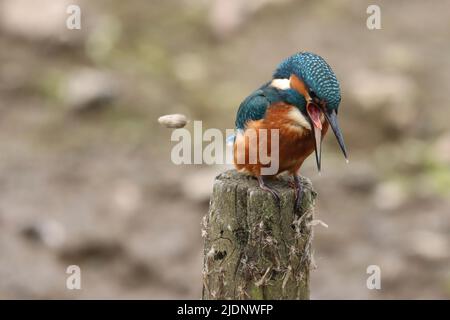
[202,170,316,300]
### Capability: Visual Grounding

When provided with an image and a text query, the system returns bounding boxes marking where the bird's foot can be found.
[293,175,303,214]
[257,176,280,203]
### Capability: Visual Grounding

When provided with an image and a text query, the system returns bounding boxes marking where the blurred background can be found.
[0,0,449,299]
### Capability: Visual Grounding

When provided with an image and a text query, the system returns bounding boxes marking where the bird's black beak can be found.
[311,121,322,173]
[306,102,323,173]
[324,109,348,161]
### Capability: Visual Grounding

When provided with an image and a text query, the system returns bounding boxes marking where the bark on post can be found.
[202,170,316,300]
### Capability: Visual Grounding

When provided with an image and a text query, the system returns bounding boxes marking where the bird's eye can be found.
[309,89,317,99]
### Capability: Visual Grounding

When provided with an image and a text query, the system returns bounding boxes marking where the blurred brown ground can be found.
[0,0,449,299]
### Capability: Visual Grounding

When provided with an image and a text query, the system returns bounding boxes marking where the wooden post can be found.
[202,170,316,300]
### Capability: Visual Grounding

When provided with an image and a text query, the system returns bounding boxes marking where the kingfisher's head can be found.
[272,51,348,171]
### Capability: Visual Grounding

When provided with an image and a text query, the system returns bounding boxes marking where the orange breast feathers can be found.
[233,102,329,176]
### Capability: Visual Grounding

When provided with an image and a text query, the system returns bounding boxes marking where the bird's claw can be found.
[294,190,303,213]
[261,185,281,203]
[257,176,280,204]
[293,175,303,214]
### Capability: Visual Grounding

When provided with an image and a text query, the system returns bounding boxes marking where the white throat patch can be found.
[287,108,312,130]
[270,78,291,90]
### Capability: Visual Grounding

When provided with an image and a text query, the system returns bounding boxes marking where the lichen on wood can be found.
[202,170,316,300]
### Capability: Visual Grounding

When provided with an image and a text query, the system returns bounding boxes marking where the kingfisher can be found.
[232,52,348,211]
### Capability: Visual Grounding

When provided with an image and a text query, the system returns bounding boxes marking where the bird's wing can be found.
[235,89,271,130]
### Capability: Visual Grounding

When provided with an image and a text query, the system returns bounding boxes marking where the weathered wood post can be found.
[202,170,316,300]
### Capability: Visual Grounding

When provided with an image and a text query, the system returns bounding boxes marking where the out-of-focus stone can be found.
[381,44,419,72]
[111,180,143,216]
[208,0,245,39]
[173,54,207,83]
[59,238,124,263]
[85,15,122,62]
[373,181,407,211]
[349,70,418,130]
[21,220,66,249]
[407,231,448,261]
[432,132,450,165]
[0,0,84,45]
[208,0,292,39]
[341,162,378,193]
[375,253,405,279]
[62,68,118,111]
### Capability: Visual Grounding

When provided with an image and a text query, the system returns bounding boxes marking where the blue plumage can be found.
[235,84,306,130]
[234,87,270,130]
[273,52,341,110]
[235,52,341,131]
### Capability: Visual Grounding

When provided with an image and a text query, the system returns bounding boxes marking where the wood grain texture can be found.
[202,170,315,300]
